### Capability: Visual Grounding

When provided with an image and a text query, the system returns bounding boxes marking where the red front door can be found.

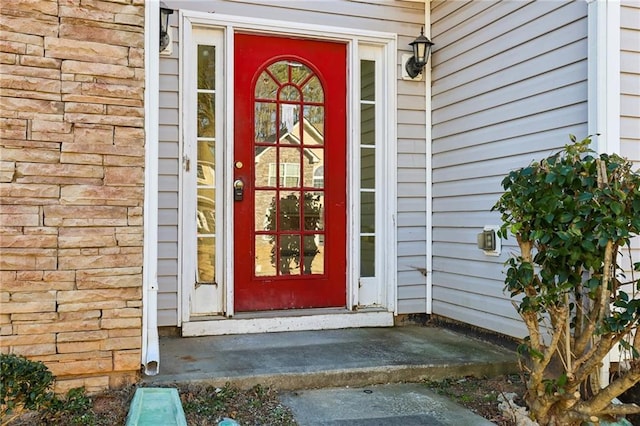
[234,34,347,312]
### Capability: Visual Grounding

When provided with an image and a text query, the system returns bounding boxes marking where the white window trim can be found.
[179,11,398,334]
[181,25,226,320]
[354,44,398,312]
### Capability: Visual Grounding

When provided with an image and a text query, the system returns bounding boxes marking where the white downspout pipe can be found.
[587,0,621,387]
[142,0,161,376]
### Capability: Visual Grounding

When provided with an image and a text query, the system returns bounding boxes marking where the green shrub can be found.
[1,353,56,420]
[0,354,98,425]
[493,136,640,425]
[46,387,95,425]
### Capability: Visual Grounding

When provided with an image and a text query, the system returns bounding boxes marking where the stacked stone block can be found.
[0,0,145,392]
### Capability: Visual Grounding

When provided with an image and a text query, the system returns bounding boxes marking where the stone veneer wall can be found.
[0,0,145,392]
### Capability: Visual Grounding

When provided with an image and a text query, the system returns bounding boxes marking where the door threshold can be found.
[234,307,388,319]
[181,308,393,337]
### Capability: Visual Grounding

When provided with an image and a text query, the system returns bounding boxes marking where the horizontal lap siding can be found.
[158,1,426,325]
[620,1,640,301]
[398,75,428,314]
[430,0,588,338]
[158,21,179,326]
[620,1,639,169]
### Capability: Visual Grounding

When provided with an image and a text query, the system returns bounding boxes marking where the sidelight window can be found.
[196,44,217,285]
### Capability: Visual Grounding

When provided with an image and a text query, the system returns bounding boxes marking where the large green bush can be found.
[493,136,640,425]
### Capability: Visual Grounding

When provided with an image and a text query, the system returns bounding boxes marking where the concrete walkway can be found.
[144,326,518,424]
[281,383,496,425]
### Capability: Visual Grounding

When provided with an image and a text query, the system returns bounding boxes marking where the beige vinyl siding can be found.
[397,75,428,313]
[158,1,426,325]
[620,1,640,165]
[171,0,423,32]
[620,0,640,302]
[430,0,589,338]
[158,16,180,326]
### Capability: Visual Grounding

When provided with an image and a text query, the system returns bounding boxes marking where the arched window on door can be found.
[253,60,326,277]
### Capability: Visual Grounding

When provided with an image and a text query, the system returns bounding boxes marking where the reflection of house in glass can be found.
[197,141,216,283]
[254,118,326,277]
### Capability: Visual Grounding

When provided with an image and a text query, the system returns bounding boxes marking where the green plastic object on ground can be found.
[125,388,187,426]
[588,419,633,426]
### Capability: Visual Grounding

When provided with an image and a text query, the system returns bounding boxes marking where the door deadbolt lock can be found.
[233,179,244,201]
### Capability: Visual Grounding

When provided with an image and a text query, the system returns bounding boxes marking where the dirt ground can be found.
[427,374,640,426]
[6,383,297,426]
[6,375,523,426]
[7,374,639,425]
[431,374,640,426]
[424,374,527,426]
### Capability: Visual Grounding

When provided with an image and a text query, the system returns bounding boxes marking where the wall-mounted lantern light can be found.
[477,226,501,257]
[160,3,174,52]
[405,27,434,79]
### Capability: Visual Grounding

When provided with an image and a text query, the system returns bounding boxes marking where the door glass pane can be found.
[282,163,300,188]
[279,235,301,275]
[197,237,215,282]
[304,148,323,188]
[303,105,324,142]
[255,102,277,143]
[290,63,311,85]
[360,236,375,277]
[268,62,288,84]
[303,235,322,275]
[360,192,375,233]
[279,148,301,187]
[361,60,375,101]
[198,93,215,138]
[310,165,324,189]
[197,188,215,233]
[280,104,300,142]
[361,104,375,145]
[360,147,375,189]
[313,237,325,275]
[279,191,300,231]
[198,45,215,90]
[266,162,277,187]
[255,147,273,187]
[255,236,276,276]
[304,191,324,231]
[302,76,323,102]
[280,85,300,101]
[197,141,215,184]
[255,190,276,231]
[255,71,278,99]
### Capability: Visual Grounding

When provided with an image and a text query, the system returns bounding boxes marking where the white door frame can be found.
[179,10,398,335]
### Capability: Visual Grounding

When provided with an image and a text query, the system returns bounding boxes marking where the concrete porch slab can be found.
[144,326,518,390]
